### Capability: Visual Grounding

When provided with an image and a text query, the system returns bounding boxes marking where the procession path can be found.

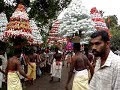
[26,61,73,90]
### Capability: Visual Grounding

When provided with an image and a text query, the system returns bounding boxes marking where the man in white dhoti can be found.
[65,43,94,90]
[51,59,62,79]
[50,47,62,82]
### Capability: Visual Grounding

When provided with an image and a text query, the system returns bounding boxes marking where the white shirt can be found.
[89,51,120,90]
[0,54,7,71]
[0,66,3,88]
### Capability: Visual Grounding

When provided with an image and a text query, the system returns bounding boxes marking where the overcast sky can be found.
[5,0,120,24]
[82,0,120,23]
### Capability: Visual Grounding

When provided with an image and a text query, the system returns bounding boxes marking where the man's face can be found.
[90,36,109,57]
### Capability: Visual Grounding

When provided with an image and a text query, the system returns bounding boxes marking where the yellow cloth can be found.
[27,62,36,80]
[72,69,89,90]
[7,72,22,90]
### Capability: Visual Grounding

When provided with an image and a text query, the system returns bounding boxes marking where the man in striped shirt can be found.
[89,30,120,90]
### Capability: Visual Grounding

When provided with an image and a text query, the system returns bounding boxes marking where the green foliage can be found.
[110,26,120,51]
[16,0,30,7]
[50,44,58,51]
[0,0,5,13]
[105,15,118,29]
[0,0,72,27]
[0,0,15,21]
[29,0,71,25]
[4,5,15,21]
[105,15,120,50]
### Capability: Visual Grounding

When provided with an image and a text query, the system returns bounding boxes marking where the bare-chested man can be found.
[6,48,31,90]
[50,47,62,82]
[65,43,94,90]
[26,48,37,83]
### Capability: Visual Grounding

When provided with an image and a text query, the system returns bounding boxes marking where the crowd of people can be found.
[0,30,120,90]
[0,42,70,90]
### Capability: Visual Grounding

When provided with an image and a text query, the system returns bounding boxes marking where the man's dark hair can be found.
[0,41,6,52]
[29,48,34,54]
[0,58,2,66]
[55,47,59,51]
[90,30,110,42]
[14,48,22,55]
[73,43,80,51]
[23,47,30,55]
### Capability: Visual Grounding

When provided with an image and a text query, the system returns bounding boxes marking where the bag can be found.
[37,67,42,76]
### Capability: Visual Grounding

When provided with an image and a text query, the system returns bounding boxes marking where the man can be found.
[65,43,94,90]
[0,41,8,90]
[6,48,31,90]
[84,44,94,64]
[50,47,62,82]
[65,52,72,67]
[39,49,47,74]
[26,48,37,83]
[0,41,6,89]
[89,30,120,90]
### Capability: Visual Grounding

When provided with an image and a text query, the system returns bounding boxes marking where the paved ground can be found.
[26,61,73,90]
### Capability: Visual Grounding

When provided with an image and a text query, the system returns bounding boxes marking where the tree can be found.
[0,0,15,21]
[1,0,72,42]
[105,15,120,50]
[29,0,71,25]
[110,27,120,51]
[105,15,118,29]
[0,0,5,13]
[1,0,72,23]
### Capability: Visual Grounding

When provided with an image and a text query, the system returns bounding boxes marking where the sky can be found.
[82,0,120,24]
[4,0,120,24]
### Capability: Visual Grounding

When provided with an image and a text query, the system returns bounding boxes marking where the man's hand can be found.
[5,77,7,83]
[27,75,32,80]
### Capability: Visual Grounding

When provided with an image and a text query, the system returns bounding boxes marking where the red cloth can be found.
[45,49,49,53]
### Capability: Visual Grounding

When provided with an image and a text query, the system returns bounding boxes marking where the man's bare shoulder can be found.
[9,56,19,64]
[71,55,76,62]
[81,53,89,62]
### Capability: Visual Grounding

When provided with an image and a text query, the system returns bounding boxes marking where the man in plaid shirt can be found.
[89,30,120,90]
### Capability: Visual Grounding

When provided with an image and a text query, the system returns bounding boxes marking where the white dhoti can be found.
[7,72,22,90]
[50,59,55,74]
[0,72,3,88]
[0,66,3,88]
[72,69,89,90]
[51,60,62,78]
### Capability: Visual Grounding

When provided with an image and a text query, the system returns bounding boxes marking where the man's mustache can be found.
[92,50,98,53]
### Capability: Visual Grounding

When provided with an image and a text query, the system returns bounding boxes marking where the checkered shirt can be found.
[89,51,120,90]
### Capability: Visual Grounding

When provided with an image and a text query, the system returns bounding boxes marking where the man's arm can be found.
[50,53,55,64]
[5,60,9,77]
[87,60,94,77]
[83,54,94,79]
[17,60,28,78]
[25,56,33,68]
[0,68,6,75]
[113,65,120,90]
[65,56,75,89]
